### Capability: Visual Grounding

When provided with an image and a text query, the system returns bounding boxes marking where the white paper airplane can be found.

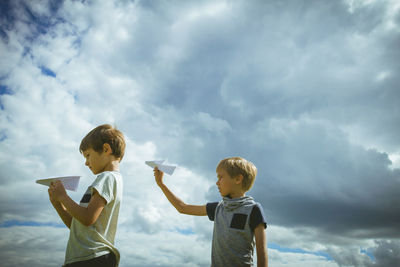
[36,176,81,191]
[145,160,176,175]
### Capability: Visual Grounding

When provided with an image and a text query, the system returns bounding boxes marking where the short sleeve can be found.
[249,203,267,231]
[91,172,115,204]
[206,202,219,221]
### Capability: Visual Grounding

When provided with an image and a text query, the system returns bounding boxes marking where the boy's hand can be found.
[154,167,164,186]
[48,180,67,202]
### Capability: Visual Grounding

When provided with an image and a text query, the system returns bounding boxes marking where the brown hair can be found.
[79,124,126,161]
[216,157,257,192]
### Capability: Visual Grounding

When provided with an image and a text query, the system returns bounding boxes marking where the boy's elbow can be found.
[177,203,187,214]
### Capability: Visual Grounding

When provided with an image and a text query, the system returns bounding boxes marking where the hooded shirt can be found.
[206,196,267,267]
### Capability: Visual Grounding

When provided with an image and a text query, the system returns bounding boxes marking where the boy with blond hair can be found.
[154,156,268,267]
[48,124,125,267]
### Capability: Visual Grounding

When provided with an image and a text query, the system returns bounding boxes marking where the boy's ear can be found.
[234,174,244,185]
[103,143,113,155]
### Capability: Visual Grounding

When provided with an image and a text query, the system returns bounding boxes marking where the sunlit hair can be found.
[216,157,257,192]
[79,124,126,161]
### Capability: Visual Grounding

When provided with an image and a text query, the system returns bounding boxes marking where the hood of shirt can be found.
[222,196,255,212]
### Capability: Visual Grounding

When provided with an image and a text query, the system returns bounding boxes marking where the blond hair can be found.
[79,124,126,161]
[216,157,257,192]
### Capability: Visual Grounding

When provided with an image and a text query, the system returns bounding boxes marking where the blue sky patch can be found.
[40,66,56,77]
[0,131,6,142]
[361,247,376,262]
[0,220,64,228]
[0,0,15,42]
[0,85,12,95]
[175,227,195,235]
[0,85,12,110]
[268,243,333,261]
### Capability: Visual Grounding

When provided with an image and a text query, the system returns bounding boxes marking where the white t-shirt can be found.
[64,171,123,266]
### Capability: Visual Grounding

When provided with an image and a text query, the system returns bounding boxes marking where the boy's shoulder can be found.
[94,171,122,181]
[91,171,123,204]
[91,171,122,192]
[252,198,264,208]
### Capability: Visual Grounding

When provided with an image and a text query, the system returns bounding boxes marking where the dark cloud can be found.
[120,0,400,169]
[248,121,400,236]
[327,240,400,267]
[368,240,400,267]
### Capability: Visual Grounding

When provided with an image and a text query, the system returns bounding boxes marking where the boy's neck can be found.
[103,159,120,172]
[226,191,245,199]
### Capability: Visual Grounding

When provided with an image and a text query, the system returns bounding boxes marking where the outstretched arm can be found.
[154,168,207,216]
[255,223,268,267]
[49,181,106,226]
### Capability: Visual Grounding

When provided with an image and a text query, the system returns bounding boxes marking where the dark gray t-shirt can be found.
[206,196,267,267]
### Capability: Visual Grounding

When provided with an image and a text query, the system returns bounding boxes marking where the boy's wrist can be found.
[50,199,60,206]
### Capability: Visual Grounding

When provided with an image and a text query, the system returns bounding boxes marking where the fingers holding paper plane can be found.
[48,180,67,202]
[154,167,164,186]
[145,160,176,175]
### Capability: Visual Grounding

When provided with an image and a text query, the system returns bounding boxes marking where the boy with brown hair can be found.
[154,156,268,267]
[48,124,125,267]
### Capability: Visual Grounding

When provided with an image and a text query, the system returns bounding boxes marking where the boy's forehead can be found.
[216,167,228,175]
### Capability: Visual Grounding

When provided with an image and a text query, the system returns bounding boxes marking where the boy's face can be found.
[216,168,237,197]
[82,148,108,175]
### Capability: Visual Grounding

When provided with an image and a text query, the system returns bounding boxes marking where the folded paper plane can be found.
[36,176,81,191]
[145,160,176,175]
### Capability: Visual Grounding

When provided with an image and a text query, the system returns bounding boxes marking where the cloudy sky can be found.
[1,0,400,266]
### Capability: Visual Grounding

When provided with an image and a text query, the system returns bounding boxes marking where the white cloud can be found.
[196,112,231,134]
[117,228,211,267]
[269,250,338,267]
[186,1,229,21]
[388,153,400,169]
[0,226,69,267]
[375,71,391,82]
